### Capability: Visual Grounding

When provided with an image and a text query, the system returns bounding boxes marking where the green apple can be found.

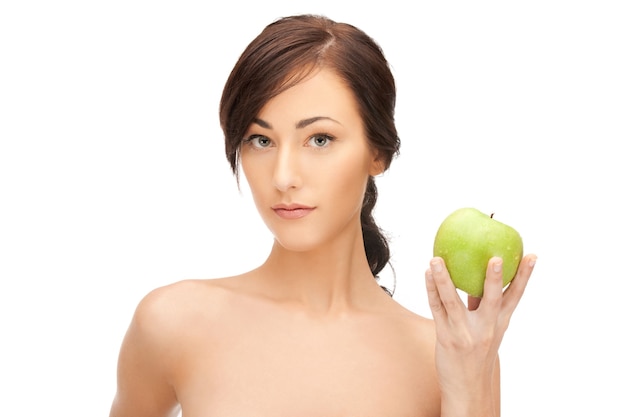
[433,207,523,297]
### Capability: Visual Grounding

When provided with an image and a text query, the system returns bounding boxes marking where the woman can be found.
[109,14,536,417]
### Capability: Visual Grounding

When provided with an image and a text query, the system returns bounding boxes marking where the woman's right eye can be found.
[244,135,272,149]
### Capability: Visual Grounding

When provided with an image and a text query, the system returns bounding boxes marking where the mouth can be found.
[271,204,315,220]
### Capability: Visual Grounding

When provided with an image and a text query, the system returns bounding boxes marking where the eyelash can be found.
[308,133,335,148]
[243,133,336,150]
[243,134,272,149]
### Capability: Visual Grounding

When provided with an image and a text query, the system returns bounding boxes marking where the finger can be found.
[478,257,504,315]
[425,267,447,323]
[502,254,537,316]
[429,257,465,318]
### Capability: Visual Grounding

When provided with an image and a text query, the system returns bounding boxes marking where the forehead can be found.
[256,69,361,124]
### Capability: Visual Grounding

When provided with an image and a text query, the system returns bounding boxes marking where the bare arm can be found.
[109,289,181,417]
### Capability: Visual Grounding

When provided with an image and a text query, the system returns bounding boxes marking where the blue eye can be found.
[245,135,272,148]
[308,134,334,148]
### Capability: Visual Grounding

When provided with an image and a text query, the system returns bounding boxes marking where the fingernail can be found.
[493,261,502,273]
[529,256,537,268]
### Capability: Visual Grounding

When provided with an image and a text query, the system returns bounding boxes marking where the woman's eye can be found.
[308,134,334,148]
[246,135,272,148]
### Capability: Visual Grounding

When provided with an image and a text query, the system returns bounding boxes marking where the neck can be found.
[255,231,383,315]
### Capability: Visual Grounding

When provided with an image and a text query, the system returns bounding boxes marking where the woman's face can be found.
[240,68,382,252]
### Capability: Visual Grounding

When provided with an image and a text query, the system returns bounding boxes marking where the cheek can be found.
[321,152,371,205]
[240,156,269,201]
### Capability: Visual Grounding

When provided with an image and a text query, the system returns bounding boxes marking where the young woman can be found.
[109,14,536,417]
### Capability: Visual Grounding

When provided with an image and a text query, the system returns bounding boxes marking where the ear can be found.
[368,152,386,177]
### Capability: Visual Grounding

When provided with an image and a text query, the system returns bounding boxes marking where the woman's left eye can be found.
[307,134,334,148]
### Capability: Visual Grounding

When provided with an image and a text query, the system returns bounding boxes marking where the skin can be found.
[109,68,536,417]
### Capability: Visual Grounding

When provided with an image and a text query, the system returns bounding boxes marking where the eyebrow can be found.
[252,116,342,130]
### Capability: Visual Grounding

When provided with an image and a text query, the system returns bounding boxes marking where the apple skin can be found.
[433,208,523,297]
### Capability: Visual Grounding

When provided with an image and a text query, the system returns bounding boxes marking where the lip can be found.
[271,204,315,219]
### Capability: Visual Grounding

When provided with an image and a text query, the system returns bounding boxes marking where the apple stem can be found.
[490,212,495,218]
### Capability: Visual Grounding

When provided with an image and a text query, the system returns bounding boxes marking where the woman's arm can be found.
[425,254,536,417]
[109,289,181,417]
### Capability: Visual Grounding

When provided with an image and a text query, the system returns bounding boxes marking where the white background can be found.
[1,1,624,415]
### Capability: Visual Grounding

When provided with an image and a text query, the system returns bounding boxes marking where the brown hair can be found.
[219,14,401,294]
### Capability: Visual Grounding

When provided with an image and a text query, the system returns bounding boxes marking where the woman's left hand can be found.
[425,254,536,415]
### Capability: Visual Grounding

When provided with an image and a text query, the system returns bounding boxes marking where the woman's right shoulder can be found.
[130,276,244,338]
[111,277,245,416]
[139,277,231,306]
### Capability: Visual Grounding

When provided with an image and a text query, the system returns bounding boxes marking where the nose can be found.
[272,146,301,192]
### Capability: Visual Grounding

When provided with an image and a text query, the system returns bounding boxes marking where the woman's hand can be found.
[425,254,536,416]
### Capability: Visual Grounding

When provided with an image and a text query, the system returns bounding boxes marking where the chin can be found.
[271,222,341,252]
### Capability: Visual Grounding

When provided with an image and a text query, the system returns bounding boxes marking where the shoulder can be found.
[131,278,236,336]
[378,298,437,351]
[114,279,242,369]
[379,295,436,331]
[118,278,244,376]
[137,278,224,314]
[111,278,235,416]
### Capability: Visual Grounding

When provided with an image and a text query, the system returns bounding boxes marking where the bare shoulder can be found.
[402,308,437,357]
[379,300,440,412]
[132,276,241,336]
[380,296,436,343]
[110,277,242,417]
[118,278,232,367]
